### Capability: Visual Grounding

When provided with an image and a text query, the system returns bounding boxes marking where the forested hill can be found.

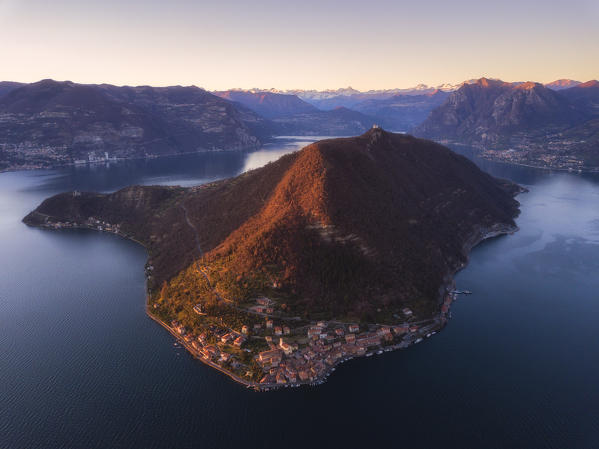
[24,129,521,321]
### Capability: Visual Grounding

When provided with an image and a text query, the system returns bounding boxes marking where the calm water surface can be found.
[1,138,599,448]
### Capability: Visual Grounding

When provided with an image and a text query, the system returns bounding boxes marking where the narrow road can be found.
[179,202,226,303]
[180,202,203,257]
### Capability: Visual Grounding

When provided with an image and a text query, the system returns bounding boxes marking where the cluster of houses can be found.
[256,321,418,385]
[441,294,453,315]
[45,216,122,234]
[84,217,121,233]
[479,145,585,172]
[47,220,74,229]
[170,320,247,371]
[166,293,456,387]
[220,331,247,348]
[248,297,275,314]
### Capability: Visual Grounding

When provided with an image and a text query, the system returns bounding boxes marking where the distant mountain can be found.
[545,79,581,90]
[351,90,450,131]
[285,81,478,109]
[212,89,374,135]
[270,107,375,136]
[285,86,368,101]
[415,78,599,170]
[560,80,599,115]
[5,77,597,172]
[213,90,318,119]
[0,81,24,98]
[0,79,274,171]
[416,78,582,140]
[287,83,462,101]
[294,87,439,110]
[302,94,389,110]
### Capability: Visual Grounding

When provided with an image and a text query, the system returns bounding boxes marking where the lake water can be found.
[1,138,599,449]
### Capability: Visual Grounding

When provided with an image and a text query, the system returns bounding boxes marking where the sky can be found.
[0,0,598,91]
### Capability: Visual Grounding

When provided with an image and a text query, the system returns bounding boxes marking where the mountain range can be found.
[230,78,574,109]
[415,78,599,169]
[213,90,319,118]
[0,80,376,171]
[213,90,374,135]
[1,77,597,172]
[0,79,272,170]
[350,90,450,131]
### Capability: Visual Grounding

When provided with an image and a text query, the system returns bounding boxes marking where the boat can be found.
[415,338,423,344]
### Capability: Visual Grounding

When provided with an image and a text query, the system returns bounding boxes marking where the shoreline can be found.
[0,143,264,175]
[446,141,599,174]
[5,138,599,176]
[146,301,447,391]
[23,194,523,392]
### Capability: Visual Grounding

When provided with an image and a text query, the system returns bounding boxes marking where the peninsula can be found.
[24,128,522,389]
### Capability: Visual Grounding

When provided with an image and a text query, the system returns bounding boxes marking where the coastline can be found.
[24,212,521,391]
[0,142,264,175]
[446,141,599,173]
[148,216,518,391]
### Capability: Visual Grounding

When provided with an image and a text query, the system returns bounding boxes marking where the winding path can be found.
[179,202,226,303]
[180,202,203,257]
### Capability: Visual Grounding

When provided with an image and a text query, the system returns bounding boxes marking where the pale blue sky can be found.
[0,0,597,89]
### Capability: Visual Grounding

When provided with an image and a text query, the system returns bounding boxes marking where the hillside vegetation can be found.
[24,129,520,323]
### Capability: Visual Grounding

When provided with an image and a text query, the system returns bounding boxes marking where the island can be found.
[23,128,522,390]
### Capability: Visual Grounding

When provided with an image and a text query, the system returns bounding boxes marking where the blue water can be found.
[1,139,599,448]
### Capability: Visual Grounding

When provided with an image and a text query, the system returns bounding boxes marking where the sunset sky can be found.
[1,0,597,90]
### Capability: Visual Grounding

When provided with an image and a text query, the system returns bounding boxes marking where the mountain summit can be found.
[25,129,521,321]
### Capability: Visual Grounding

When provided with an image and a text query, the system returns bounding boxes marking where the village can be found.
[35,212,125,236]
[165,293,457,390]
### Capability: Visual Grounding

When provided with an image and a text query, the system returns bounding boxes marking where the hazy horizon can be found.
[2,76,597,93]
[1,0,597,90]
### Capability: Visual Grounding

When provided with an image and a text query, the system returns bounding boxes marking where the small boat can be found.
[376,350,383,355]
[415,338,423,344]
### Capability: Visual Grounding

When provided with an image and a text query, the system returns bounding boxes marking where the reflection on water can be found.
[241,137,319,173]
